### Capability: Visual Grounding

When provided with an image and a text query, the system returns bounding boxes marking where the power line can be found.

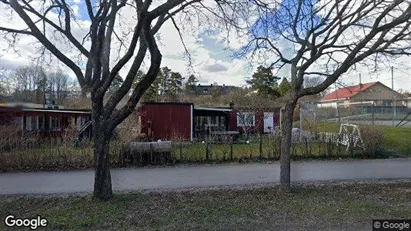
[379,76,411,81]
[396,68,411,75]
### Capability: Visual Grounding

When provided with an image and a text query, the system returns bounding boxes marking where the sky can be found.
[0,0,411,92]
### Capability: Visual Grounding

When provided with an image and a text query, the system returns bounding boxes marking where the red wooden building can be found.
[138,103,194,141]
[138,102,281,141]
[0,103,92,143]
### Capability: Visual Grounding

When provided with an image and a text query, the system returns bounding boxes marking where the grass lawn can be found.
[172,139,280,162]
[2,122,409,172]
[300,121,411,156]
[338,113,411,121]
[1,181,410,230]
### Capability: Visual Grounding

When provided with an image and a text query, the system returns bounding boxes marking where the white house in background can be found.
[317,81,405,108]
[406,97,411,108]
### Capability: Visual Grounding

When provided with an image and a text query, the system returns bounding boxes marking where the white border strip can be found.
[194,107,232,112]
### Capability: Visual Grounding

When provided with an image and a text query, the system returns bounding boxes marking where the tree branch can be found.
[8,0,86,88]
[110,20,162,127]
[0,26,32,35]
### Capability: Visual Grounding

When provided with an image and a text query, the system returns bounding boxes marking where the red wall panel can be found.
[228,111,237,131]
[228,108,281,133]
[139,103,192,141]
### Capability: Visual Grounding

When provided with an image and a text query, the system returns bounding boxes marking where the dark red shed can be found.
[138,102,281,141]
[138,103,193,141]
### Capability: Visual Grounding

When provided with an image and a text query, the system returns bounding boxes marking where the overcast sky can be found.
[1,0,410,92]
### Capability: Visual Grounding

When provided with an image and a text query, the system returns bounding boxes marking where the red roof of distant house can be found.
[321,82,379,101]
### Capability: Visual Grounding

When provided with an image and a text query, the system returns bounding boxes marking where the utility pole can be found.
[391,66,396,126]
[359,73,363,119]
[334,83,341,123]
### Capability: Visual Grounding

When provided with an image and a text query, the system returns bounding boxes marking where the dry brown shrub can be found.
[360,126,385,157]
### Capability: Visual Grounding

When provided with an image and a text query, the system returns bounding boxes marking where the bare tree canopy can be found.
[0,0,249,200]
[1,0,410,199]
[243,0,411,92]
[237,0,411,191]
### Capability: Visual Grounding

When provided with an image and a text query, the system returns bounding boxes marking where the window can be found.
[211,116,217,126]
[13,116,23,130]
[50,116,61,131]
[31,116,37,131]
[219,116,226,130]
[25,116,38,131]
[25,116,31,131]
[237,112,255,126]
[38,116,45,130]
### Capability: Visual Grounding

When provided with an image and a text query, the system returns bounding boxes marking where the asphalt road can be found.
[0,158,410,195]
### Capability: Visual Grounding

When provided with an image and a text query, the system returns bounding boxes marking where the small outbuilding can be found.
[0,103,92,143]
[137,102,281,141]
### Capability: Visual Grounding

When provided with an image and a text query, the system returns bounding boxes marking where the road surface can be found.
[0,158,410,195]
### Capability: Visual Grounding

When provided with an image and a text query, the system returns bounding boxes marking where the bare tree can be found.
[240,0,411,191]
[304,76,323,88]
[0,0,224,201]
[47,68,70,104]
[12,65,47,103]
[0,69,12,97]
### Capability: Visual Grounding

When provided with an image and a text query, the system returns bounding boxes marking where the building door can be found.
[263,112,274,133]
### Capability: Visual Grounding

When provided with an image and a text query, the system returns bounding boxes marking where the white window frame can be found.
[26,116,32,131]
[237,112,255,127]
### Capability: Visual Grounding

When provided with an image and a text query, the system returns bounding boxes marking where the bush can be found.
[0,123,128,172]
[360,126,385,157]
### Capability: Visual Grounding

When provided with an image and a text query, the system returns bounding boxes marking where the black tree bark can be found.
[0,0,216,202]
[93,131,112,201]
[279,101,296,193]
[91,98,113,201]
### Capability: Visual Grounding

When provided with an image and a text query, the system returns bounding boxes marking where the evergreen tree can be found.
[134,70,161,102]
[135,67,184,102]
[185,74,198,95]
[246,65,280,97]
[165,71,184,100]
[160,66,171,96]
[277,78,292,96]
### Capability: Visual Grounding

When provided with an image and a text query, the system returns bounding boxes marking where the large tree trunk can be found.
[93,121,113,201]
[280,101,296,192]
[91,97,113,201]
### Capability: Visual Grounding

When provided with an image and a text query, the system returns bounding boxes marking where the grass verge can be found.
[1,181,411,230]
[301,121,411,156]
